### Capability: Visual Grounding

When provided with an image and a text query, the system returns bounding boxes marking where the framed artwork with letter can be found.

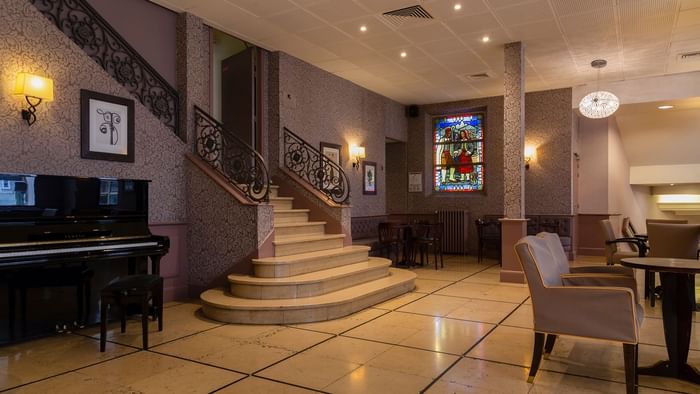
[81,89,135,162]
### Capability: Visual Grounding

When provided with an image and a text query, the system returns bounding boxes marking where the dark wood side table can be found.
[621,257,700,385]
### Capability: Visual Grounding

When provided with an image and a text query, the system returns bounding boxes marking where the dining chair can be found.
[515,235,643,394]
[411,223,443,270]
[600,220,647,265]
[377,222,401,266]
[647,223,700,308]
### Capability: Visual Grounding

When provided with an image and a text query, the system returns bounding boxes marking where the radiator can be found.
[436,210,469,254]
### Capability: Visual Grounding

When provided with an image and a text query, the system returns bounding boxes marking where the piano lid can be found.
[0,173,149,221]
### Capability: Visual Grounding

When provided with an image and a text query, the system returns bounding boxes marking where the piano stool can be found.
[99,274,163,352]
[8,266,93,338]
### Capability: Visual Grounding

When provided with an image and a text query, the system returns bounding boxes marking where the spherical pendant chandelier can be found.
[578,59,620,119]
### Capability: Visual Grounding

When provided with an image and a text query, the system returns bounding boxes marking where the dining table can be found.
[621,257,700,385]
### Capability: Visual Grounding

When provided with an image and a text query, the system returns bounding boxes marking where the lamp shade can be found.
[351,146,366,159]
[14,73,54,101]
[578,90,619,119]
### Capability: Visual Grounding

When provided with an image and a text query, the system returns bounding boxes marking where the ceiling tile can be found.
[296,25,351,46]
[444,12,499,35]
[549,0,612,16]
[681,0,700,9]
[304,0,371,23]
[493,1,554,26]
[327,40,377,58]
[334,16,394,38]
[224,0,296,17]
[419,37,468,56]
[361,33,411,51]
[422,0,490,19]
[264,8,325,32]
[315,59,360,73]
[677,7,700,27]
[353,0,419,13]
[485,0,535,9]
[397,21,457,44]
[506,20,561,41]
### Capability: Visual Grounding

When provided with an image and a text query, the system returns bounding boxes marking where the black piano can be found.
[0,173,169,343]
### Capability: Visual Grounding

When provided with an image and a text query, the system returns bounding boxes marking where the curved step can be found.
[273,233,345,257]
[274,221,326,239]
[200,268,417,324]
[274,209,310,224]
[253,245,370,278]
[229,257,391,299]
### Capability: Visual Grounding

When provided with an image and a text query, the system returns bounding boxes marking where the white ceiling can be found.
[152,0,700,104]
[615,96,700,166]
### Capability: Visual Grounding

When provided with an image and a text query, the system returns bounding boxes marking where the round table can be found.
[621,257,700,385]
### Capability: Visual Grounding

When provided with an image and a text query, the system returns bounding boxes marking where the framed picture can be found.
[408,172,423,192]
[320,142,341,192]
[81,89,135,162]
[363,160,377,195]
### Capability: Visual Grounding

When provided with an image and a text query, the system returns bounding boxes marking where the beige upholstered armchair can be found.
[515,235,643,394]
[600,219,647,265]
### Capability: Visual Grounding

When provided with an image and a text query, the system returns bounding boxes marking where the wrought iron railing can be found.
[195,106,270,202]
[283,127,350,204]
[30,0,180,138]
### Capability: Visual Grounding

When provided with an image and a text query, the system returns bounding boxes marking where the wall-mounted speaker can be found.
[406,104,419,118]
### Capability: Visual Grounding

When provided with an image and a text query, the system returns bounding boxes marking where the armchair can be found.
[600,219,647,265]
[515,236,643,394]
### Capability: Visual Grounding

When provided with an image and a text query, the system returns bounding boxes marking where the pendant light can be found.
[578,59,619,119]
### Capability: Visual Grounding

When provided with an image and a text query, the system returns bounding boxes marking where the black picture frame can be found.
[81,89,135,162]
[319,141,342,166]
[363,160,377,195]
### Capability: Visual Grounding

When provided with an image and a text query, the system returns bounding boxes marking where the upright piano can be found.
[0,173,169,342]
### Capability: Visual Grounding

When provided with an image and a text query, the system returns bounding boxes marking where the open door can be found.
[221,46,257,150]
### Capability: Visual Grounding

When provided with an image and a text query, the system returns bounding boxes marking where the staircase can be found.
[200,185,416,324]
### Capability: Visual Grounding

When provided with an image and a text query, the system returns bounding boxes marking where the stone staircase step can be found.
[270,185,279,198]
[269,197,294,210]
[200,268,417,324]
[228,258,391,299]
[274,209,310,224]
[253,245,370,278]
[273,234,345,257]
[274,221,326,239]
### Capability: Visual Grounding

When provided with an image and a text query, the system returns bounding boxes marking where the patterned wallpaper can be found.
[269,52,407,217]
[0,0,188,223]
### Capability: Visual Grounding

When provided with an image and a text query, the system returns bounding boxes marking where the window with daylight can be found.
[433,113,485,192]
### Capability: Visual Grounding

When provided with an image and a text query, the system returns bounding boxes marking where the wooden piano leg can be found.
[120,302,127,334]
[100,302,108,352]
[141,297,149,350]
[8,284,16,340]
[150,255,162,276]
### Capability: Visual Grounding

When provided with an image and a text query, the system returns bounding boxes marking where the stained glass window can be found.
[433,113,485,192]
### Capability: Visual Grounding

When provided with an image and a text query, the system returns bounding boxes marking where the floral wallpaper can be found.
[0,0,188,223]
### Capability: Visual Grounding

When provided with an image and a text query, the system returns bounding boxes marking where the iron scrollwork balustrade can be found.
[283,127,350,204]
[194,106,270,202]
[30,0,180,138]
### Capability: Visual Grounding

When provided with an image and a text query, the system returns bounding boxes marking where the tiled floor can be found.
[2,255,700,393]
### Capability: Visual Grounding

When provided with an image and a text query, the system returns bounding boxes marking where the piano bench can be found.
[99,274,163,352]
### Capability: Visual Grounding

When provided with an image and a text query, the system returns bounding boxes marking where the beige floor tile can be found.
[82,302,222,348]
[345,311,494,354]
[257,353,360,390]
[413,278,453,293]
[372,292,425,310]
[397,294,475,317]
[411,269,474,281]
[640,317,700,350]
[76,351,243,393]
[435,281,529,303]
[154,325,331,373]
[215,376,318,393]
[426,357,532,394]
[460,271,502,285]
[325,365,432,394]
[446,298,520,324]
[501,303,534,329]
[4,372,125,394]
[304,336,392,364]
[290,308,387,334]
[366,345,458,379]
[0,334,135,391]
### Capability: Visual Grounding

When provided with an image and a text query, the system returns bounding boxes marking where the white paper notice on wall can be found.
[408,172,423,192]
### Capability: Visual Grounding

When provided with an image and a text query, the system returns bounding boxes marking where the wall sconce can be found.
[13,72,54,126]
[350,145,366,169]
[524,145,536,170]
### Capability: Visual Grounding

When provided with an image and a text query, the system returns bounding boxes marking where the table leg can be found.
[638,272,700,384]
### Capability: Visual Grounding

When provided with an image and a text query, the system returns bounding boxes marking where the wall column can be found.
[500,41,527,284]
[176,12,211,145]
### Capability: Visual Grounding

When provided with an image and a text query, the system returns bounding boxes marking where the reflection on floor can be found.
[2,255,699,393]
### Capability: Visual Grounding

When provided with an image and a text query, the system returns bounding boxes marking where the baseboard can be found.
[500,269,525,284]
[577,247,605,256]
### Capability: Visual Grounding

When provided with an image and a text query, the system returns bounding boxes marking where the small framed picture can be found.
[363,161,377,195]
[81,89,135,162]
[408,172,423,192]
[319,142,341,191]
[320,142,341,166]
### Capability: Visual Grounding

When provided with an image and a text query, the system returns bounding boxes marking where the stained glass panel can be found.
[433,113,485,192]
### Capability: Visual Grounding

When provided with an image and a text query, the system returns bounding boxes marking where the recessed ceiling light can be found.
[454,3,462,10]
[400,51,407,58]
[481,35,490,43]
[360,25,367,32]
[658,105,674,110]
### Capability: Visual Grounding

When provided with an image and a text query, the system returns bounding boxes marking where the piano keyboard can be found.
[0,241,160,259]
